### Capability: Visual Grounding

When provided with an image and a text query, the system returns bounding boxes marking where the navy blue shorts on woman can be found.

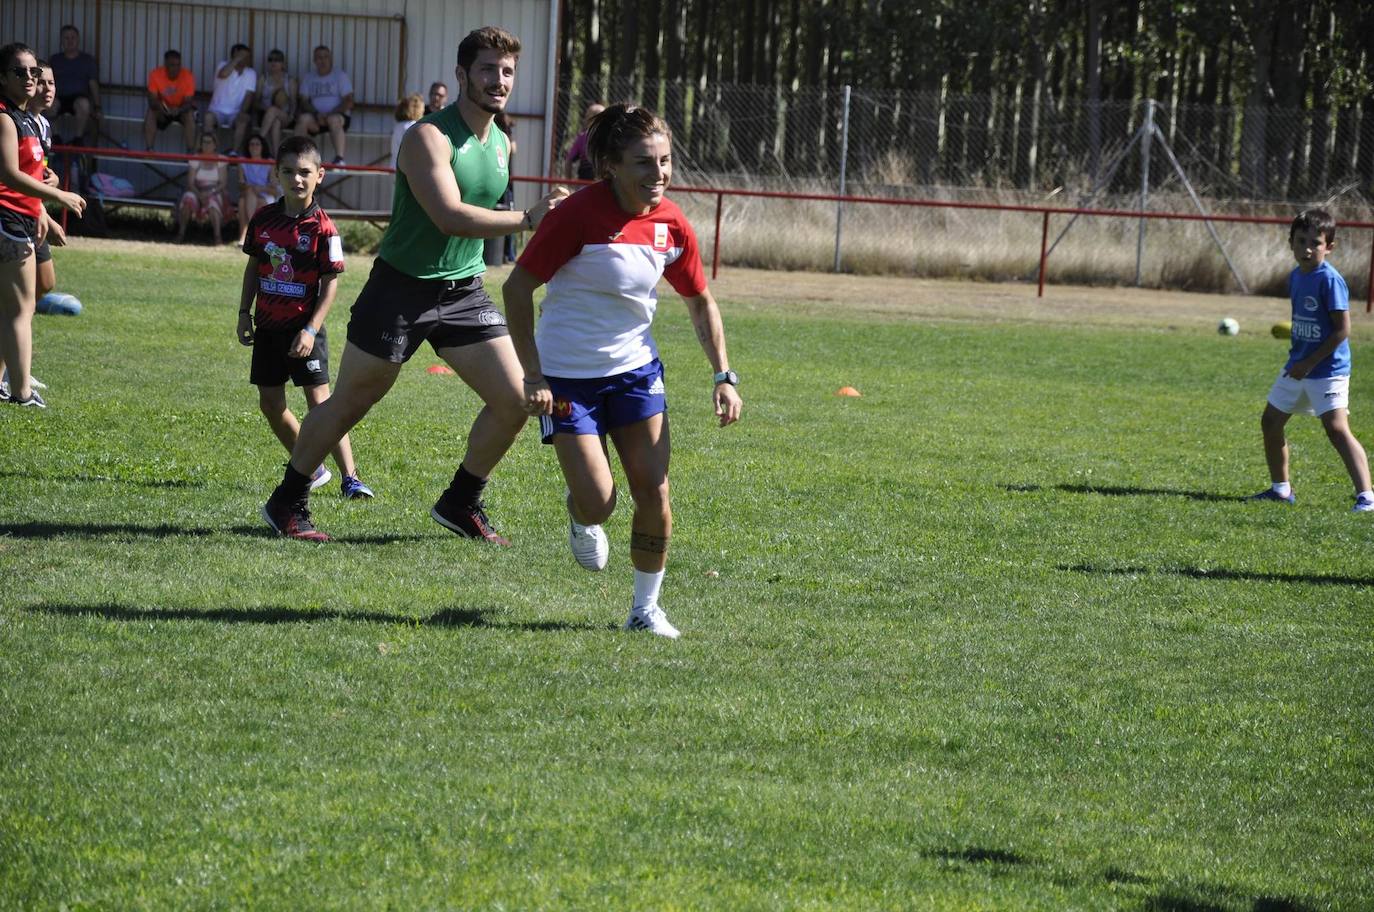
[539,358,667,443]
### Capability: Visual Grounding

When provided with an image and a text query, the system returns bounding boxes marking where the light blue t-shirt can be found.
[1286,261,1350,378]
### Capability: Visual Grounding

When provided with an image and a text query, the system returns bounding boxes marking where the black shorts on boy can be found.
[347,256,509,363]
[250,325,332,388]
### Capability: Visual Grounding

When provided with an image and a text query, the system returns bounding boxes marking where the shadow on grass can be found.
[1059,562,1373,588]
[1144,891,1313,912]
[0,468,207,489]
[927,850,1313,911]
[0,521,429,545]
[1003,483,1243,503]
[927,846,1034,866]
[26,603,608,633]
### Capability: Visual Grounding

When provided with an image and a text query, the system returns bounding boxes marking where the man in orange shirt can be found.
[143,49,196,152]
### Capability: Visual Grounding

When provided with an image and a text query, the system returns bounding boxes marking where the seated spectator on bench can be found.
[143,49,196,152]
[425,81,447,114]
[236,133,277,246]
[391,93,424,167]
[256,49,296,156]
[296,46,353,166]
[50,24,101,146]
[177,132,231,244]
[204,43,257,155]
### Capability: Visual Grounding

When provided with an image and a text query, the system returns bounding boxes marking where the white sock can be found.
[1357,490,1374,503]
[1273,481,1292,497]
[633,569,665,608]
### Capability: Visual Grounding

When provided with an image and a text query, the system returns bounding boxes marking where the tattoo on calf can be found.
[631,532,670,554]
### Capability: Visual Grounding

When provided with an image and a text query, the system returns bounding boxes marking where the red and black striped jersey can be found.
[242,200,345,330]
[0,98,45,218]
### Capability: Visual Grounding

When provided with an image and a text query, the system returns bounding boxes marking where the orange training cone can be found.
[837,386,861,397]
[426,364,455,375]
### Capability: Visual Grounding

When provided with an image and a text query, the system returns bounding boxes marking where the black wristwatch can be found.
[713,370,739,386]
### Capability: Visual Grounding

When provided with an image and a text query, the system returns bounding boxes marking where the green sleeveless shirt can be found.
[378,105,511,280]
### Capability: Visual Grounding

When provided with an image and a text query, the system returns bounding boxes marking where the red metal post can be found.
[1367,228,1373,313]
[60,157,70,233]
[712,192,723,280]
[1037,210,1049,298]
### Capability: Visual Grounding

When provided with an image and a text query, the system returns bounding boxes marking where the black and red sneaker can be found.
[430,493,511,546]
[261,495,331,542]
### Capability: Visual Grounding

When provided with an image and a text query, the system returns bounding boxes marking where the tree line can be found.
[555,0,1374,199]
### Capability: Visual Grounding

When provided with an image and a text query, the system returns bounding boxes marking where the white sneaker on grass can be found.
[567,497,609,571]
[309,465,332,491]
[1354,495,1374,514]
[624,602,680,639]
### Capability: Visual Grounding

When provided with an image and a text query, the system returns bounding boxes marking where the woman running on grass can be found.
[504,103,742,639]
[0,43,85,408]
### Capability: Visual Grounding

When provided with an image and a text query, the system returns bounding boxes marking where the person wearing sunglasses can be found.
[0,44,85,408]
[256,50,296,155]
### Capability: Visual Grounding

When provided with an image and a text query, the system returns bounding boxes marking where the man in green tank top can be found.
[263,26,568,544]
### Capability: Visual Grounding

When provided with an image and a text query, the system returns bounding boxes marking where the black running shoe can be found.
[431,493,511,546]
[8,390,46,408]
[261,494,331,541]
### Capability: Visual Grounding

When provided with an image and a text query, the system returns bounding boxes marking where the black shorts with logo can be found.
[347,256,508,364]
[0,209,37,263]
[250,324,332,388]
[0,210,51,263]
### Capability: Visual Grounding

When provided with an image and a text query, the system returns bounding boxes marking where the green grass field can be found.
[2,243,1371,910]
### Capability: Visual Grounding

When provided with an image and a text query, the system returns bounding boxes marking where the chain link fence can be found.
[554,77,1374,296]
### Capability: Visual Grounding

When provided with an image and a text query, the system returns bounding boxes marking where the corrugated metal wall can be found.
[2,0,557,208]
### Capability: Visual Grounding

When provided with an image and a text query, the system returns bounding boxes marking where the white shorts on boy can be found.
[1266,372,1349,417]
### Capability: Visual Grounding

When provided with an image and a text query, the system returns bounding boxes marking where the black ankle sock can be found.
[448,464,487,507]
[279,463,313,499]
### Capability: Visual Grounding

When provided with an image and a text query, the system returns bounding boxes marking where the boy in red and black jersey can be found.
[237,135,374,501]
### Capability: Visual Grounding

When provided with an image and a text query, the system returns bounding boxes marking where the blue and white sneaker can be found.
[341,475,374,499]
[7,390,46,409]
[1353,495,1374,514]
[624,602,680,639]
[309,465,332,491]
[0,379,8,402]
[1247,488,1295,505]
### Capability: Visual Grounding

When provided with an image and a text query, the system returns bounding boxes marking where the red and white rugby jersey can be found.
[518,181,706,379]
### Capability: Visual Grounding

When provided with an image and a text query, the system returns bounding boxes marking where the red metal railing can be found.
[56,145,1374,311]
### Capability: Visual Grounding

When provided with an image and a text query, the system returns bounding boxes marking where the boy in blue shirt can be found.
[1249,208,1372,512]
